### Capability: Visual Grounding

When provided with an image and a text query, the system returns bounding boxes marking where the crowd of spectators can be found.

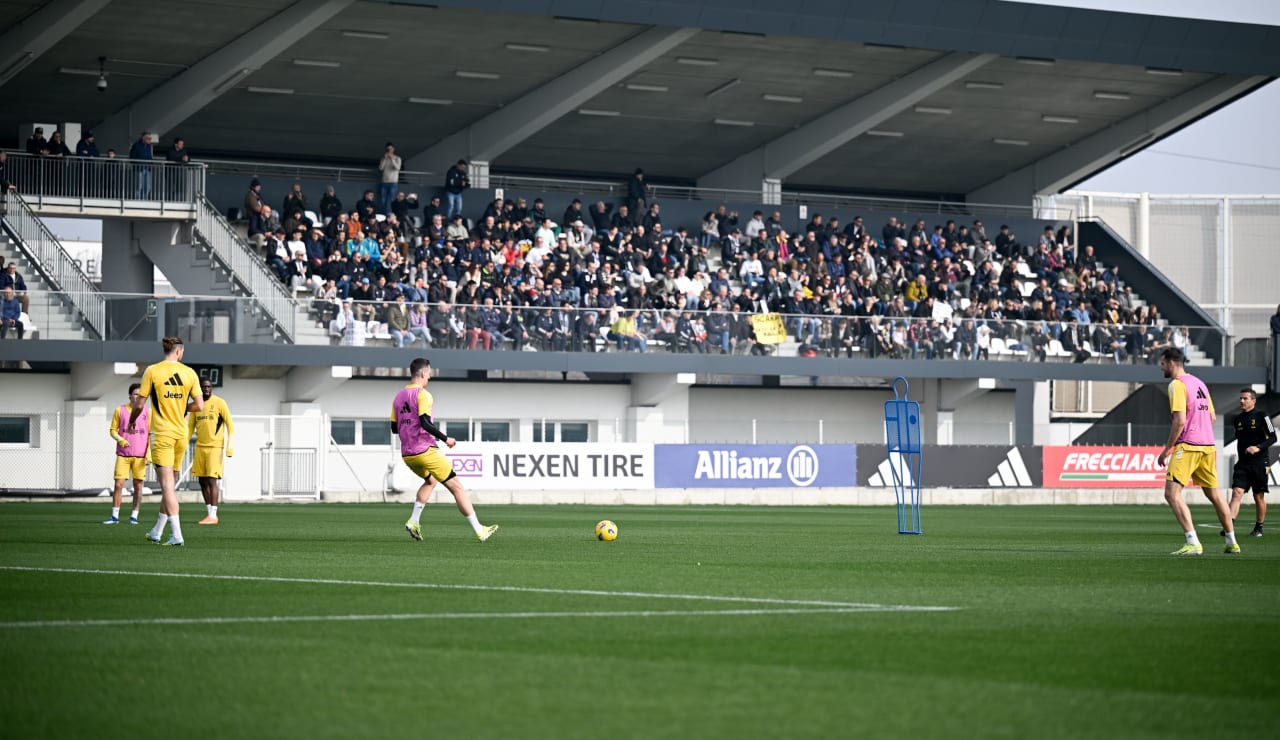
[233,163,1187,363]
[2,130,1197,361]
[10,127,194,199]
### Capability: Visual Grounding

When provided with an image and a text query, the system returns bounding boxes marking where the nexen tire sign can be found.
[1043,446,1166,488]
[440,443,653,489]
[654,445,857,488]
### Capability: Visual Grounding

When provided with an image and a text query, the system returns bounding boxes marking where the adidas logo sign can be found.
[987,448,1033,487]
[163,373,183,386]
[867,452,915,488]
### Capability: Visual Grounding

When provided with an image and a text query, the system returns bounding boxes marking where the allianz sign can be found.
[655,444,857,488]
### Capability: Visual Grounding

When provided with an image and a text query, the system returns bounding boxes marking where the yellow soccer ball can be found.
[595,520,618,541]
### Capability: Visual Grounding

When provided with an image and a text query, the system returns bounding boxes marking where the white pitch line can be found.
[0,605,959,630]
[0,565,958,611]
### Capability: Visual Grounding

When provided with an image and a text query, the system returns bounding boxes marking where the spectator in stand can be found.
[379,143,401,213]
[244,178,264,219]
[407,303,431,346]
[571,202,602,236]
[46,131,71,157]
[0,151,15,193]
[391,191,416,228]
[994,224,1018,259]
[0,262,29,313]
[562,198,586,228]
[626,169,648,226]
[446,215,469,242]
[1077,244,1098,274]
[356,190,378,224]
[166,137,189,164]
[0,287,22,339]
[1061,316,1091,363]
[611,309,648,353]
[282,182,307,219]
[128,131,154,198]
[444,159,469,219]
[249,205,281,255]
[318,185,342,222]
[74,130,99,158]
[25,127,48,154]
[386,293,412,347]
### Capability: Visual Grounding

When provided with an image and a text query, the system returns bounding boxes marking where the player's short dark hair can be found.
[161,336,183,354]
[128,383,141,395]
[409,357,431,377]
[1159,347,1184,365]
[1241,388,1257,400]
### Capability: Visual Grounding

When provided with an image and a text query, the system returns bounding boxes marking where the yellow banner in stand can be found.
[751,313,787,345]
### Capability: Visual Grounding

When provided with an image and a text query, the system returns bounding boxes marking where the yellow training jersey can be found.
[189,394,234,448]
[139,360,200,440]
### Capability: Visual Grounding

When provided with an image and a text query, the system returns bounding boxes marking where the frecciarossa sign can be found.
[1042,446,1166,488]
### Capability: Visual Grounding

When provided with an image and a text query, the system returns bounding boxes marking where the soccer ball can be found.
[595,520,618,541]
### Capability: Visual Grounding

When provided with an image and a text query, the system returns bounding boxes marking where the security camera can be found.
[97,74,107,92]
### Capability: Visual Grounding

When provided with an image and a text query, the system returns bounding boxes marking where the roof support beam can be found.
[0,0,112,88]
[697,52,997,195]
[93,0,355,148]
[967,74,1271,205]
[406,26,700,175]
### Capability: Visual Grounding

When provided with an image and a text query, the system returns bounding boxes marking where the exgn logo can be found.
[785,445,819,487]
[449,453,484,477]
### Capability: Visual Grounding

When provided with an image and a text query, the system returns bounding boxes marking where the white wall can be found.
[953,392,1017,445]
[0,372,1042,494]
[1,374,74,489]
[689,387,883,445]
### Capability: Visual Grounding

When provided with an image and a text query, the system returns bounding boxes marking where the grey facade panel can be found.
[0,340,1265,386]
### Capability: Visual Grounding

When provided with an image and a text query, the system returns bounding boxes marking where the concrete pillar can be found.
[1012,380,1037,447]
[101,220,156,341]
[62,400,111,491]
[1137,192,1150,259]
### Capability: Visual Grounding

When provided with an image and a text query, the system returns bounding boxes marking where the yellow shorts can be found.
[191,447,224,479]
[150,435,187,470]
[113,456,147,481]
[1166,444,1218,489]
[403,447,454,482]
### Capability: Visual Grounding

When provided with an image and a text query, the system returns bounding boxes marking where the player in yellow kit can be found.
[138,336,203,546]
[104,383,149,525]
[188,378,234,525]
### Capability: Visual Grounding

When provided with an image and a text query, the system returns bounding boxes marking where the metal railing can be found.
[192,197,297,343]
[0,288,1226,367]
[0,194,105,339]
[1,151,205,214]
[196,157,1059,219]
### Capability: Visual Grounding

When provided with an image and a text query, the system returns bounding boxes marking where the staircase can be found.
[137,218,329,345]
[0,194,104,340]
[186,197,328,345]
[1078,218,1224,365]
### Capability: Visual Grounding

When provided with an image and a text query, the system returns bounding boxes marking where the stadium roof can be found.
[0,0,1275,201]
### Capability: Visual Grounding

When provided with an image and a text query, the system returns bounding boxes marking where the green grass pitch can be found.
[1,503,1277,739]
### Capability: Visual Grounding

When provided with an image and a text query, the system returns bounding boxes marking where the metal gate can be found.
[259,445,320,499]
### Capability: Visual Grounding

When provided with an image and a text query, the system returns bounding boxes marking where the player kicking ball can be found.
[391,357,498,543]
